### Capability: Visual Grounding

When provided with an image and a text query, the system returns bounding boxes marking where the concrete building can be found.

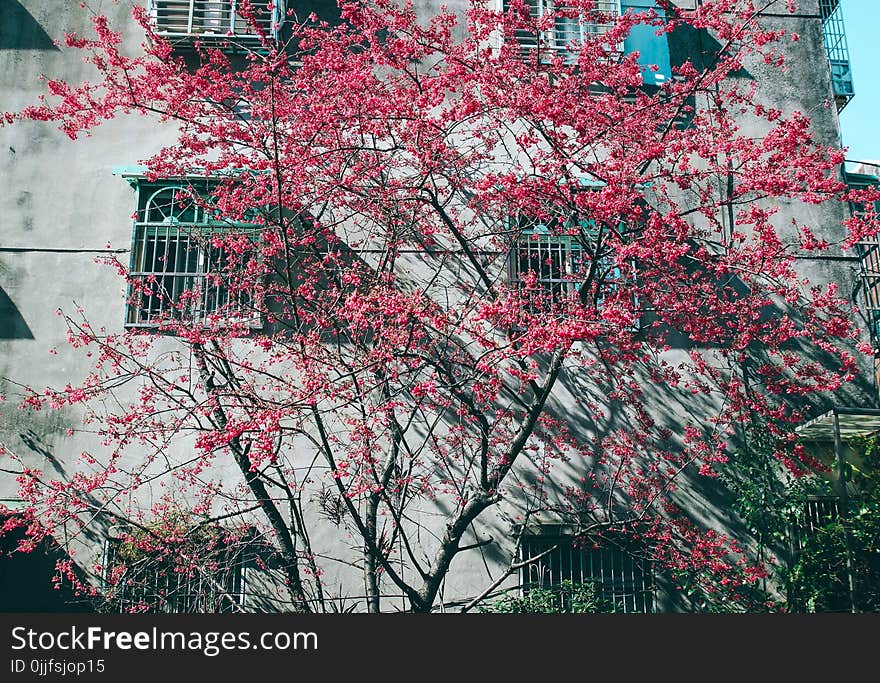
[0,0,876,612]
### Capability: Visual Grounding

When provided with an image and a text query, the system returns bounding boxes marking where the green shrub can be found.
[482,581,609,614]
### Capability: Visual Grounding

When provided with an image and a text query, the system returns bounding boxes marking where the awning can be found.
[796,406,880,441]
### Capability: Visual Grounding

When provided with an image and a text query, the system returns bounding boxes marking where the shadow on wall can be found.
[0,285,33,339]
[0,0,58,51]
[0,287,34,339]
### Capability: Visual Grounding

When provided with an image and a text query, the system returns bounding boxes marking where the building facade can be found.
[0,0,876,612]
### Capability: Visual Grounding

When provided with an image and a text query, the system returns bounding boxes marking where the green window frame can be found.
[509,215,586,302]
[124,180,263,329]
[621,0,672,86]
[500,0,672,85]
[845,170,880,350]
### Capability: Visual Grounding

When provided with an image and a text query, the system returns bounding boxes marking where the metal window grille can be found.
[507,214,625,312]
[520,535,656,613]
[125,185,261,328]
[102,539,248,613]
[819,0,854,110]
[503,0,621,64]
[509,230,585,304]
[856,237,880,348]
[789,496,841,554]
[847,175,880,350]
[802,496,841,533]
[147,0,285,49]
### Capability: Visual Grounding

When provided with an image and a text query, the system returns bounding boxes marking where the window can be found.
[502,0,620,65]
[148,0,285,51]
[789,495,841,554]
[507,213,626,312]
[800,496,841,534]
[508,216,586,305]
[819,0,854,111]
[520,533,656,613]
[620,1,672,86]
[102,536,249,613]
[500,1,671,84]
[125,180,262,328]
[846,169,880,350]
[856,237,880,347]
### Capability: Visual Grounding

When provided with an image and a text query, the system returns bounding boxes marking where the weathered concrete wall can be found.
[0,1,174,513]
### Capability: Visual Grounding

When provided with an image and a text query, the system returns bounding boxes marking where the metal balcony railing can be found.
[503,0,621,65]
[856,237,880,349]
[819,0,854,111]
[846,167,880,351]
[147,0,285,51]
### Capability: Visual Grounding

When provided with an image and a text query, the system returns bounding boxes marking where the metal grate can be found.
[503,0,621,64]
[819,0,854,111]
[801,497,841,533]
[848,173,880,350]
[507,214,626,312]
[520,535,655,613]
[509,230,586,304]
[126,185,261,328]
[102,539,248,613]
[789,496,840,554]
[147,0,285,50]
[856,237,880,348]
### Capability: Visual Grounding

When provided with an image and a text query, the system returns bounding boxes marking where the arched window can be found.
[126,179,262,328]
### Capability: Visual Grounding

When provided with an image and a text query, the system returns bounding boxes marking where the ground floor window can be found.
[520,533,655,613]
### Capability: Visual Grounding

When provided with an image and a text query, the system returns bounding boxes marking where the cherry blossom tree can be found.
[2,0,877,612]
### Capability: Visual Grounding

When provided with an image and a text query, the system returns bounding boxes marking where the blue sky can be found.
[838,0,880,162]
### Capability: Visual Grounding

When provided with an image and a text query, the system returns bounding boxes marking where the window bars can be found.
[503,0,621,64]
[102,538,248,613]
[509,230,586,305]
[789,496,841,555]
[520,535,656,613]
[800,496,841,535]
[819,0,854,111]
[847,171,880,351]
[147,0,285,50]
[856,237,880,349]
[507,213,627,313]
[125,184,261,328]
